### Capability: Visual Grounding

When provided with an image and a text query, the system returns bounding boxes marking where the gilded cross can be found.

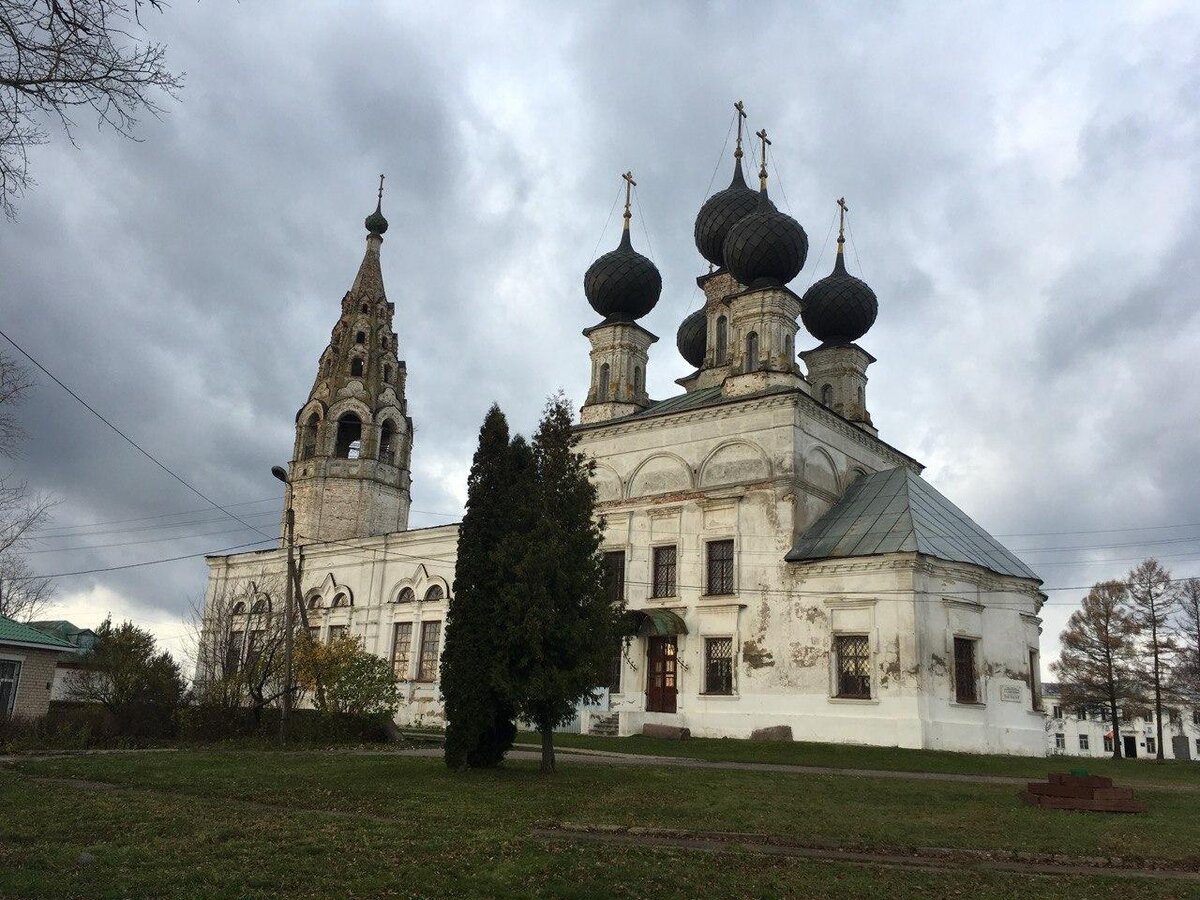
[734,100,747,159]
[622,170,636,226]
[837,196,848,241]
[756,128,771,187]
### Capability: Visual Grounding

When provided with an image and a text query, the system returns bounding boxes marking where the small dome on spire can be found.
[365,175,388,235]
[584,172,662,323]
[801,198,877,344]
[676,309,707,368]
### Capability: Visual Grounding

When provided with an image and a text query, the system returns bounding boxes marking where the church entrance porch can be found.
[646,636,677,713]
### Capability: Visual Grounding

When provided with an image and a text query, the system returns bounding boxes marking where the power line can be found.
[0,328,274,542]
[32,496,281,535]
[37,540,277,578]
[27,522,271,555]
[32,510,281,542]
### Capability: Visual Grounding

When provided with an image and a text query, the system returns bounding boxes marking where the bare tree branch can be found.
[0,0,182,218]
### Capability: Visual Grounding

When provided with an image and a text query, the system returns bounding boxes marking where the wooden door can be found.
[1123,735,1137,758]
[646,637,677,713]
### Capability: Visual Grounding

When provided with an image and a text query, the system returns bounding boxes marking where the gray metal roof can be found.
[786,466,1040,582]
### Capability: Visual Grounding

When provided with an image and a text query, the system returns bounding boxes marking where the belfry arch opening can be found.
[379,420,396,465]
[335,413,362,459]
[350,357,365,377]
[598,363,611,401]
[301,412,319,460]
[745,332,759,372]
[716,316,728,365]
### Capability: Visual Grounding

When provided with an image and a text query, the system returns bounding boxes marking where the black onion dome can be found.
[722,188,808,288]
[693,158,759,268]
[801,248,878,344]
[365,198,388,235]
[584,228,662,322]
[676,309,707,368]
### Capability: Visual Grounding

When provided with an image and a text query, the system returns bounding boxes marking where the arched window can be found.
[598,363,610,402]
[301,413,319,460]
[379,420,396,466]
[821,384,833,406]
[307,596,323,610]
[857,386,864,406]
[634,365,644,396]
[745,332,760,372]
[335,413,362,458]
[355,331,366,344]
[331,592,349,608]
[381,336,389,350]
[716,316,728,365]
[350,357,365,377]
[383,365,392,384]
[424,585,445,601]
[232,601,246,615]
[396,587,415,604]
[361,303,369,313]
[251,597,270,614]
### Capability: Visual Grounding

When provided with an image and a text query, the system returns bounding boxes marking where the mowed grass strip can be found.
[7,750,1199,869]
[0,768,1192,900]
[539,732,1200,789]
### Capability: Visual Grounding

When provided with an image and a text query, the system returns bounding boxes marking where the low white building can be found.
[1042,683,1200,761]
[204,123,1049,755]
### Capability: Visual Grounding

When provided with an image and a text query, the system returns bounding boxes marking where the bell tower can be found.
[285,178,413,544]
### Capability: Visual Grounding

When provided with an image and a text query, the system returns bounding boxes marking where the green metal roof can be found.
[786,467,1040,582]
[630,609,688,636]
[0,614,75,650]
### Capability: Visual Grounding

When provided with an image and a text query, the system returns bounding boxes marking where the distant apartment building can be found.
[1043,682,1199,761]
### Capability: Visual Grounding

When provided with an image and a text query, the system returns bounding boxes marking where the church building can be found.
[203,111,1047,755]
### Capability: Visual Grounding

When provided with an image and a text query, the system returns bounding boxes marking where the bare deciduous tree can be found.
[1175,577,1200,696]
[0,348,54,620]
[0,0,183,218]
[1126,559,1179,761]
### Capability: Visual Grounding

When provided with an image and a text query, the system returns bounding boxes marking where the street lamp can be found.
[272,465,296,745]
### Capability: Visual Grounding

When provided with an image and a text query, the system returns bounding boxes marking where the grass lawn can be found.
[534,731,1200,788]
[2,749,1199,898]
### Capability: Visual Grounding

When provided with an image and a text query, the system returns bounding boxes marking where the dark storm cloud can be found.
[2,1,1198,663]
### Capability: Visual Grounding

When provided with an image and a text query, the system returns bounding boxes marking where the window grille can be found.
[704,637,733,695]
[834,635,871,699]
[392,622,413,680]
[953,637,978,704]
[706,540,734,595]
[652,546,677,598]
[417,621,441,681]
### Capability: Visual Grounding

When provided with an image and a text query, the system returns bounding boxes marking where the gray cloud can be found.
[3,1,1199,666]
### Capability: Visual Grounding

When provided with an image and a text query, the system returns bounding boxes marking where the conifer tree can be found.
[508,394,623,773]
[1051,581,1142,759]
[441,405,521,769]
[1126,559,1179,761]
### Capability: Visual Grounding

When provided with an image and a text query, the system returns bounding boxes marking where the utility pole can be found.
[273,466,296,745]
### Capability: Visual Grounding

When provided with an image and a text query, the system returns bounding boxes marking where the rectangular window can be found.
[245,630,264,670]
[327,625,348,643]
[1099,706,1109,722]
[1052,704,1062,719]
[1079,734,1089,751]
[834,635,871,699]
[1104,735,1114,752]
[1054,733,1065,750]
[652,546,677,598]
[704,637,734,695]
[1146,737,1156,755]
[391,622,414,680]
[307,626,321,643]
[416,621,441,681]
[225,630,244,675]
[1075,705,1088,720]
[953,637,978,704]
[1193,710,1200,726]
[706,539,734,595]
[603,551,626,604]
[0,659,21,718]
[1169,708,1181,724]
[1195,738,1199,754]
[1028,649,1041,710]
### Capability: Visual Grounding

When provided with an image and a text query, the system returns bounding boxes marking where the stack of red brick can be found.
[1019,773,1146,813]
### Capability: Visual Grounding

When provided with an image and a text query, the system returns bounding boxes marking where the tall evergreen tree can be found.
[1051,581,1142,759]
[508,394,623,773]
[441,405,522,769]
[1126,559,1179,761]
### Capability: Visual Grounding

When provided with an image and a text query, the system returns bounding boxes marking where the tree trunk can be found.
[540,723,555,774]
[1151,604,1165,762]
[1104,645,1121,759]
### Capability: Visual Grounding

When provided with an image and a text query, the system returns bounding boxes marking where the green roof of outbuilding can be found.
[0,614,75,650]
[786,467,1040,583]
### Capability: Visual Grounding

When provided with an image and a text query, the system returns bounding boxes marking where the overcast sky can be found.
[3,1,1198,672]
